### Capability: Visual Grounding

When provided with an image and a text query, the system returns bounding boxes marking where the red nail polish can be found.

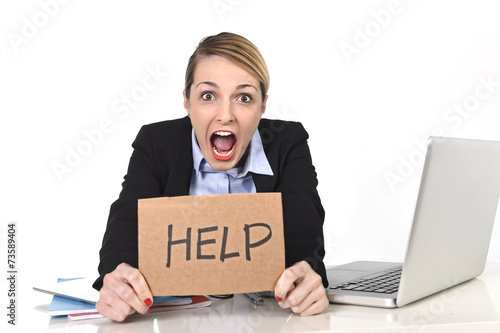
[145,308,151,314]
[144,298,153,307]
[275,296,283,302]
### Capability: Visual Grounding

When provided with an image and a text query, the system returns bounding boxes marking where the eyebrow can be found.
[196,81,218,88]
[236,84,258,91]
[196,81,258,91]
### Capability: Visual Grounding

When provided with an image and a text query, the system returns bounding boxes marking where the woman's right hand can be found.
[96,263,153,322]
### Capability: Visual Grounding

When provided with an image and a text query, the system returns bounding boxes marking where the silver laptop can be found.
[327,136,500,308]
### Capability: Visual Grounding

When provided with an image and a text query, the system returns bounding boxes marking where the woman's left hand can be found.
[274,261,329,316]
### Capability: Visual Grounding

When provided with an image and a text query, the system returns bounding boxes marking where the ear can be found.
[260,95,268,116]
[183,90,190,115]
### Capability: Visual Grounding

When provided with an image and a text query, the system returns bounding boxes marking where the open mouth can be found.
[210,131,237,161]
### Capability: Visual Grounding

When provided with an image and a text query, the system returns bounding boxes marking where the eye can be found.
[202,92,215,101]
[237,94,252,103]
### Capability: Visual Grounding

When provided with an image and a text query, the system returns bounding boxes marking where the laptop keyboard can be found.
[330,265,402,294]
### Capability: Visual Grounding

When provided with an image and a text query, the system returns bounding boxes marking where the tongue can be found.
[212,135,235,152]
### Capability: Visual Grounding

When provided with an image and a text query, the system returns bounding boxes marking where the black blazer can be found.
[93,116,327,290]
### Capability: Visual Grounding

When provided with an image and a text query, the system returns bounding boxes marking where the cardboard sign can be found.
[138,193,285,296]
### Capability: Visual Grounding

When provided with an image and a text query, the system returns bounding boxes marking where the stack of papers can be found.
[65,295,211,321]
[35,278,211,321]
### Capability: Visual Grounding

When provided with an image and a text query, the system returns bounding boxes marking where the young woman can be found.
[93,32,329,321]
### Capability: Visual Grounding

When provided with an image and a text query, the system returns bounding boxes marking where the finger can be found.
[97,263,153,321]
[297,293,329,317]
[97,287,135,322]
[281,267,323,309]
[98,302,137,322]
[96,302,126,322]
[274,261,309,302]
[112,264,153,314]
[289,285,327,315]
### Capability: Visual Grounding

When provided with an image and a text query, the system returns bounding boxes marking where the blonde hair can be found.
[184,32,270,101]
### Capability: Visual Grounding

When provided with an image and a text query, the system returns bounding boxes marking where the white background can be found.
[1,0,500,330]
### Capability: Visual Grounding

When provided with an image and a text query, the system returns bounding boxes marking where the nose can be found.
[216,100,235,124]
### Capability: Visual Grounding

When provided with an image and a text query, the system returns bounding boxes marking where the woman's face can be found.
[184,55,266,171]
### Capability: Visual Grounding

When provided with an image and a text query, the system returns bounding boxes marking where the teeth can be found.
[213,145,234,157]
[214,131,233,136]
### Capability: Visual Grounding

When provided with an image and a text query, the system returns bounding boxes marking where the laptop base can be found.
[327,261,401,308]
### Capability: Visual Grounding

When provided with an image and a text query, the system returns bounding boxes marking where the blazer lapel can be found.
[253,120,279,192]
[252,173,277,192]
[163,117,193,197]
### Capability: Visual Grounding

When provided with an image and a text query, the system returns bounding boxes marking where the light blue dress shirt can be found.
[189,129,274,196]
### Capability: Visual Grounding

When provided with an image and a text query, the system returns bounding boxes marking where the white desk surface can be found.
[24,261,500,333]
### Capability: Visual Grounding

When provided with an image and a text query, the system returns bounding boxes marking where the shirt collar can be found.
[191,128,273,178]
